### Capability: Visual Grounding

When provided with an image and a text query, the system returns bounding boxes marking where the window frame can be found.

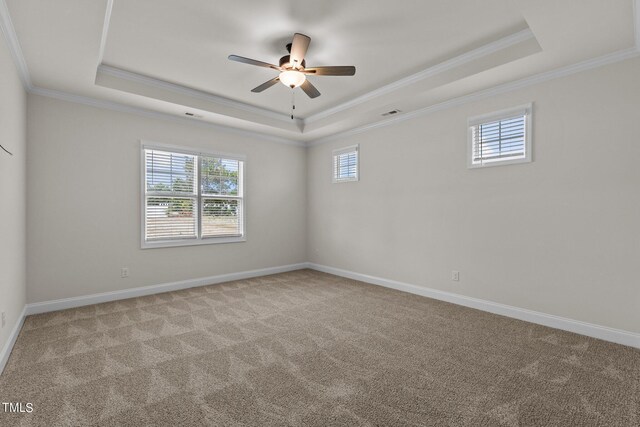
[332,144,359,183]
[140,141,246,249]
[467,103,533,169]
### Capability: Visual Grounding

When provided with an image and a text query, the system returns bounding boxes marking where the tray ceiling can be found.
[4,0,639,143]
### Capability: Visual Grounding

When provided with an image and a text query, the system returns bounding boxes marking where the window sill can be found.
[332,177,359,183]
[467,156,531,169]
[141,236,246,249]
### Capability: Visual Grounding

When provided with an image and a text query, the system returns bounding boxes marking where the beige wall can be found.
[0,32,27,352]
[307,57,640,333]
[26,95,307,303]
[23,57,640,335]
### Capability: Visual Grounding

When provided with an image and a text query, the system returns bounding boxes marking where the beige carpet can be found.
[1,269,638,426]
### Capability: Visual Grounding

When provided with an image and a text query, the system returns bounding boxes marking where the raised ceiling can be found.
[3,0,639,144]
[102,0,526,116]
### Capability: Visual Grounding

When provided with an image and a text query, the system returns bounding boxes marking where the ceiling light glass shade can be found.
[279,70,306,88]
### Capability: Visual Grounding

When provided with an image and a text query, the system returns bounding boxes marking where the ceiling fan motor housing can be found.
[279,55,306,70]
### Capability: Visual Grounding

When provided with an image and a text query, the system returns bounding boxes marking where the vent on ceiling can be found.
[382,109,401,117]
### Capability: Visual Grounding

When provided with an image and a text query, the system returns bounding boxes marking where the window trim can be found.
[140,141,247,249]
[467,103,532,169]
[332,144,359,183]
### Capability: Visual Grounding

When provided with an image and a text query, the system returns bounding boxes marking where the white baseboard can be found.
[1,263,308,376]
[25,263,309,315]
[307,263,640,349]
[3,260,636,377]
[0,305,27,375]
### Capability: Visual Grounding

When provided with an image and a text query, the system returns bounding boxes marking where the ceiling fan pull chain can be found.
[291,89,295,120]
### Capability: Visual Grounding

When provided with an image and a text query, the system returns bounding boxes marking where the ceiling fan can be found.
[228,33,356,99]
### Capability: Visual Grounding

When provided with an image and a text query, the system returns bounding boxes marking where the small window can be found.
[468,104,532,168]
[142,143,245,248]
[333,145,359,182]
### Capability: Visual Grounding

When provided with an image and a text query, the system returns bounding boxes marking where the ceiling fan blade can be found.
[289,33,311,68]
[228,55,280,70]
[251,77,280,93]
[303,66,356,76]
[300,79,320,98]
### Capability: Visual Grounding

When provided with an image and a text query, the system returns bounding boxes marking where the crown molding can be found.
[95,24,537,130]
[3,0,640,148]
[0,0,32,90]
[304,28,536,125]
[305,0,640,145]
[94,0,297,127]
[1,0,305,149]
[98,64,297,126]
[29,86,305,147]
[24,44,640,150]
[307,47,640,146]
[96,0,113,68]
[97,25,537,135]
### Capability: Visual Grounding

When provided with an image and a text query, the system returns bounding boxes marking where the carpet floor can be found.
[0,269,638,426]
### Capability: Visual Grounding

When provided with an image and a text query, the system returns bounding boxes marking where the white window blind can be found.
[200,156,242,238]
[145,150,197,241]
[468,104,532,168]
[143,145,244,247]
[333,145,359,182]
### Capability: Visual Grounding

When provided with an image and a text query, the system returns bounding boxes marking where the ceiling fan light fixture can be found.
[229,33,354,98]
[279,70,306,88]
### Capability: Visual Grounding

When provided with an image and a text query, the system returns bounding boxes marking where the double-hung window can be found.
[468,104,532,168]
[142,144,245,248]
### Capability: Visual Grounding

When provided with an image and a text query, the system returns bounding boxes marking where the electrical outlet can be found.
[121,267,129,278]
[1,312,5,328]
[451,271,460,281]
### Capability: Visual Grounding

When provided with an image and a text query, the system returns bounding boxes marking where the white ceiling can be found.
[4,0,639,144]
[102,0,526,116]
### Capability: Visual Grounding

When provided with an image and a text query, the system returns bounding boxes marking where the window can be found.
[142,143,245,248]
[333,145,359,182]
[468,104,532,168]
